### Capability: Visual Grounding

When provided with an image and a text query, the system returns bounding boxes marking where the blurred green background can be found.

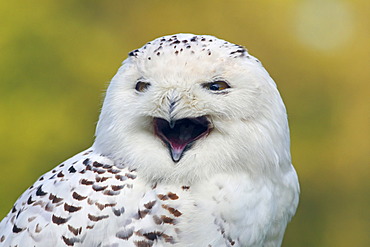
[0,0,369,246]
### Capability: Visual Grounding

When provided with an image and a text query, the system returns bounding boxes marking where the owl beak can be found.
[154,117,210,162]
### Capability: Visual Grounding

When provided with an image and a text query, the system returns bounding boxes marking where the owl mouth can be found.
[154,116,211,162]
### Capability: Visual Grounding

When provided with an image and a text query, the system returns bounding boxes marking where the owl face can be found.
[94,34,291,182]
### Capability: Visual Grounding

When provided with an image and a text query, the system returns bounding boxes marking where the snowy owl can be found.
[0,34,299,247]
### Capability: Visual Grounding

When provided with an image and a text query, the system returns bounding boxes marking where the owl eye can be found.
[135,81,151,92]
[202,81,230,91]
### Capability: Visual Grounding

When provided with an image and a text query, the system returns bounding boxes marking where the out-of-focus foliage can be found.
[0,0,368,246]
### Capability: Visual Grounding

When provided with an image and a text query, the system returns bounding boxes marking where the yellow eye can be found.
[202,81,230,91]
[135,81,151,92]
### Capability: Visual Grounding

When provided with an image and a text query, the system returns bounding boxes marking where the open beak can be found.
[154,116,211,162]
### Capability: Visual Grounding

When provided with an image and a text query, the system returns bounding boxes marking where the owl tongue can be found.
[154,117,210,162]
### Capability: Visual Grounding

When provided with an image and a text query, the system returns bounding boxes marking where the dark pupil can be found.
[209,83,220,91]
[136,82,148,91]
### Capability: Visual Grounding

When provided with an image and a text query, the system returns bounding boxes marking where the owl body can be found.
[0,149,297,247]
[0,34,299,246]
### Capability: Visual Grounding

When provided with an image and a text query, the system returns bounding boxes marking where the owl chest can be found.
[107,175,280,246]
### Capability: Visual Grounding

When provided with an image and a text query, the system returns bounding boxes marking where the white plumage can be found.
[0,34,299,247]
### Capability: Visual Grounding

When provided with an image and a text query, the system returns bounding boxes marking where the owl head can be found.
[94,34,291,183]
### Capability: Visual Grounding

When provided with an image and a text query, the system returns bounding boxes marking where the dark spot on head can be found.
[170,40,180,45]
[128,49,139,57]
[154,46,162,53]
[230,49,246,55]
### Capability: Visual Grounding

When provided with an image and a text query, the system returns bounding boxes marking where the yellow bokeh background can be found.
[0,1,369,246]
